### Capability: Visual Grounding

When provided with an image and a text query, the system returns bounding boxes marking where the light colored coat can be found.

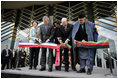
[29,27,40,43]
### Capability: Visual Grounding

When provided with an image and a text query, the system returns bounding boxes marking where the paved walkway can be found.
[1,65,117,78]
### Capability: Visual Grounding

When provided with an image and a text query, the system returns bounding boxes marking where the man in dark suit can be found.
[58,18,74,72]
[1,45,11,70]
[39,16,54,72]
[18,47,26,67]
[10,49,17,69]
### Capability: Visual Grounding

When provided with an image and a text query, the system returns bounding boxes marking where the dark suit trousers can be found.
[59,48,69,71]
[1,59,9,70]
[29,47,39,68]
[71,48,76,69]
[10,58,16,69]
[40,48,53,69]
[18,58,25,67]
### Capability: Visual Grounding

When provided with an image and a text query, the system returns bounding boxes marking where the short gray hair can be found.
[42,16,49,21]
[61,18,67,22]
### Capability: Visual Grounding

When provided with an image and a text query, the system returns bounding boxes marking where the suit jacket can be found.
[11,51,17,59]
[39,24,54,42]
[75,24,88,41]
[18,50,26,60]
[29,27,40,43]
[1,49,11,64]
[53,27,61,44]
[59,23,73,45]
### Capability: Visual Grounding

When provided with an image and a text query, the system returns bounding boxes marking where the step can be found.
[1,65,117,78]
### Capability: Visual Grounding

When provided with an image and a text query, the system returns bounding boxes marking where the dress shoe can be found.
[34,67,37,70]
[87,69,91,75]
[39,68,46,71]
[55,66,59,70]
[65,70,69,72]
[72,68,77,71]
[77,68,86,73]
[29,67,32,70]
[58,68,61,71]
[48,68,52,72]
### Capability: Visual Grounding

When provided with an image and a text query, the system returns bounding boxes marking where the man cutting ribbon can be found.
[57,18,74,72]
[39,16,54,72]
[72,11,98,75]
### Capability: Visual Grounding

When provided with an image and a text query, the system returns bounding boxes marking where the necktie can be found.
[64,25,67,31]
[45,26,47,32]
[13,52,15,57]
[6,49,8,55]
[80,24,84,32]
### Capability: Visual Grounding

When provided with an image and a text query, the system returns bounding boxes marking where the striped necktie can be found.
[45,26,47,32]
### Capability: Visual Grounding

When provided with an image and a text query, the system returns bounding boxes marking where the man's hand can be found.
[82,39,85,42]
[57,37,60,43]
[74,40,76,44]
[65,40,68,44]
[65,39,70,44]
[5,55,9,57]
[21,56,24,59]
[45,39,50,43]
[57,37,60,40]
[38,39,42,43]
[59,40,63,44]
[35,38,39,41]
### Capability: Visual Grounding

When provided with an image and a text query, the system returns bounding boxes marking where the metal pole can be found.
[101,51,104,68]
[107,48,113,75]
[95,54,97,67]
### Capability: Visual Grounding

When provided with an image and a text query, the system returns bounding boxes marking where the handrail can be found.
[96,19,116,27]
[103,50,117,62]
[95,24,116,32]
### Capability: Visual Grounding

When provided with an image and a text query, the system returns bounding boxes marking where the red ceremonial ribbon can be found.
[76,42,109,46]
[18,43,70,66]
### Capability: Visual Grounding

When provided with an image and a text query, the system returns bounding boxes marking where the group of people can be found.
[29,12,98,75]
[1,12,98,75]
[1,45,26,70]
